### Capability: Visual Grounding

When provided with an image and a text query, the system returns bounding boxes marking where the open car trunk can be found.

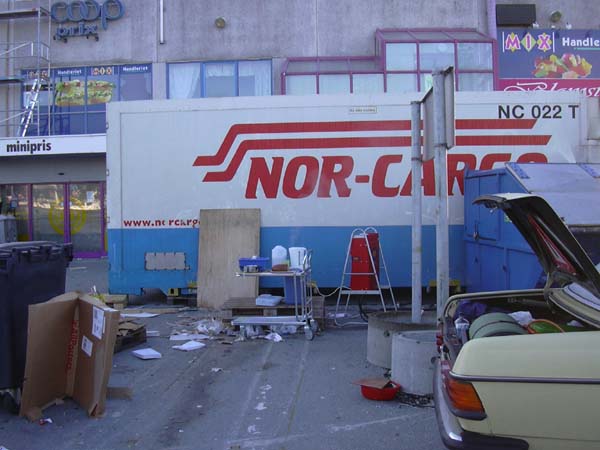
[437,194,600,448]
[443,289,596,362]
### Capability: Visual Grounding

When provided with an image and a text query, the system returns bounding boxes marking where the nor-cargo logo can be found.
[192,120,550,200]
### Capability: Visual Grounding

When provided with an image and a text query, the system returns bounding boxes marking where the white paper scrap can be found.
[169,333,210,341]
[92,306,105,339]
[132,348,162,360]
[264,332,283,342]
[172,341,206,352]
[81,335,93,357]
[146,330,161,337]
[121,313,159,318]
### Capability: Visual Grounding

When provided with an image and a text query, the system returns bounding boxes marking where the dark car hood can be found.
[474,193,600,301]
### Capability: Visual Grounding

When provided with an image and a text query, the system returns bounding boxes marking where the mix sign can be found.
[498,28,600,97]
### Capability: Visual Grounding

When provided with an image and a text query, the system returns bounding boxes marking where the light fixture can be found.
[214,17,226,29]
[549,10,562,23]
[531,21,540,28]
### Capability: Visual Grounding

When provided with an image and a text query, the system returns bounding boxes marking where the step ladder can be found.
[334,227,397,326]
[19,78,42,137]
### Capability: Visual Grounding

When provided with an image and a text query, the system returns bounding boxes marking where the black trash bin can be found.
[0,241,73,392]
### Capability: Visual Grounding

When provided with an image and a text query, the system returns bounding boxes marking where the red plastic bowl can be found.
[360,382,401,401]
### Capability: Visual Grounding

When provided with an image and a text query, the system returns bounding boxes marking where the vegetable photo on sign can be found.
[533,53,592,79]
[55,80,85,106]
[86,80,115,104]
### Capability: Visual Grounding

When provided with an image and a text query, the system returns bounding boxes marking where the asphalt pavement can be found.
[0,258,445,450]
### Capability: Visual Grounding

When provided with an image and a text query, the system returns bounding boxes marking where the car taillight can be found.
[436,322,444,348]
[440,360,486,418]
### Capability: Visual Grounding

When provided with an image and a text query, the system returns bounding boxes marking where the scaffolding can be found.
[0,1,51,138]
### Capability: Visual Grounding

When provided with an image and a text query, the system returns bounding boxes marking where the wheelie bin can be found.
[0,242,73,399]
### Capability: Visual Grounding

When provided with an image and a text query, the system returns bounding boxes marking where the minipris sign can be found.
[51,0,125,41]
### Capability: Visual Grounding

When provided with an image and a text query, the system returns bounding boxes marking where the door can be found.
[28,182,106,257]
[32,184,65,243]
[68,182,104,256]
[0,184,31,240]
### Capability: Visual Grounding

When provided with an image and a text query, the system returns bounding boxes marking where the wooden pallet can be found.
[104,294,128,310]
[222,296,325,329]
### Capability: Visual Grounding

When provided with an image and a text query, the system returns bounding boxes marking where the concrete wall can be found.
[2,0,600,131]
[26,0,600,64]
[3,0,600,86]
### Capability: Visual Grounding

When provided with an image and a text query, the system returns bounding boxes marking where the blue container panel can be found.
[109,225,466,295]
[464,168,543,292]
[507,247,545,289]
[283,276,304,305]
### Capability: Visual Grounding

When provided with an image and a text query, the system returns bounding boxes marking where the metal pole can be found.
[433,71,449,319]
[410,101,422,324]
[159,0,165,44]
[487,0,497,39]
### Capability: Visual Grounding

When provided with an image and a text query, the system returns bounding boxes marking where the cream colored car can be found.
[434,194,600,450]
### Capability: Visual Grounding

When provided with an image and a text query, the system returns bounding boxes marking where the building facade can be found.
[1,0,599,256]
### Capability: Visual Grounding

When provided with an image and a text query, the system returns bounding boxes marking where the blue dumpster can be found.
[464,162,600,292]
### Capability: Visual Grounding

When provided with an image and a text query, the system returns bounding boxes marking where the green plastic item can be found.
[469,312,527,340]
[527,320,564,334]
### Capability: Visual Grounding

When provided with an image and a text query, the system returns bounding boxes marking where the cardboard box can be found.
[19,292,120,421]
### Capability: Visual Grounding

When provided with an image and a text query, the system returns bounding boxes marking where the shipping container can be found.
[106,91,590,295]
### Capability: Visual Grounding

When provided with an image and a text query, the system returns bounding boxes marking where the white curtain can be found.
[238,60,272,96]
[168,63,201,98]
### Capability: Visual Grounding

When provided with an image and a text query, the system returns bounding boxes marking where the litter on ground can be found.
[172,341,206,351]
[131,348,162,360]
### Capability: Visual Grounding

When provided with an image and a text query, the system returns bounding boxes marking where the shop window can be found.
[32,184,65,243]
[420,74,434,92]
[386,74,418,93]
[69,183,103,254]
[285,75,317,95]
[352,74,384,94]
[23,64,152,136]
[282,29,496,95]
[168,62,202,99]
[385,43,417,71]
[0,184,30,241]
[167,60,272,99]
[120,67,153,101]
[239,60,272,96]
[205,62,236,97]
[457,43,493,70]
[419,43,455,71]
[319,74,350,94]
[458,73,494,91]
[2,182,107,256]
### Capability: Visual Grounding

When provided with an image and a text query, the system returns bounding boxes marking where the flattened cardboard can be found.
[19,292,120,420]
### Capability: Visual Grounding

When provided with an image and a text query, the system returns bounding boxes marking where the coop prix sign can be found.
[51,0,125,41]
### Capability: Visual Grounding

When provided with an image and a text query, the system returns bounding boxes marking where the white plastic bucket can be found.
[289,247,307,269]
[271,245,288,271]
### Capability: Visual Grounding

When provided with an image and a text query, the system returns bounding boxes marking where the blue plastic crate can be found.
[239,257,269,272]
